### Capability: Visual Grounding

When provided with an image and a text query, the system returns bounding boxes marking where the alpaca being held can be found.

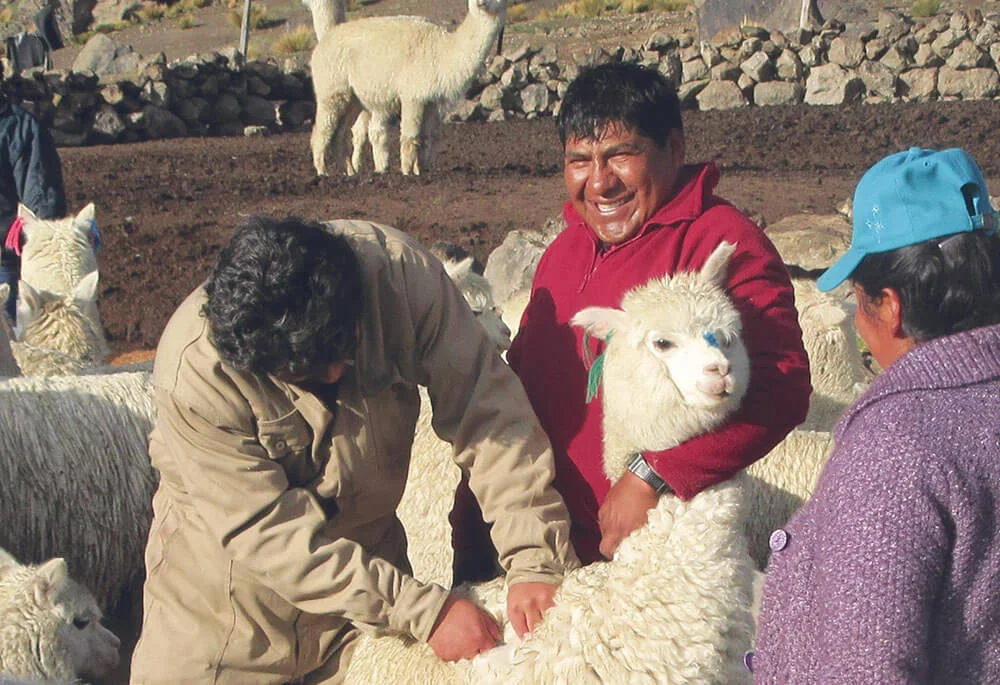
[310,0,506,176]
[346,241,757,684]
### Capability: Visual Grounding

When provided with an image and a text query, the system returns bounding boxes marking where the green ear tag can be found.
[584,330,613,404]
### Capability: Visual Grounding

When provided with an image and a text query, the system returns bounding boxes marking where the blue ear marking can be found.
[85,218,101,252]
[703,331,720,349]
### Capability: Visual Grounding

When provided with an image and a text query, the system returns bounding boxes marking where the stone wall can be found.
[2,7,999,146]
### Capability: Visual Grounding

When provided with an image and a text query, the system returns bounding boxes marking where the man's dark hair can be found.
[557,62,682,148]
[203,215,363,377]
[852,230,1000,343]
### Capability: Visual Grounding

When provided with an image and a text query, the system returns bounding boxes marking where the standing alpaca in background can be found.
[310,0,506,176]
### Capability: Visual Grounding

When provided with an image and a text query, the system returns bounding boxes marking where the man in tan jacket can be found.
[129,216,579,684]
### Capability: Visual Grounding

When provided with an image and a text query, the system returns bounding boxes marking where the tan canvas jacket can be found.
[129,220,578,684]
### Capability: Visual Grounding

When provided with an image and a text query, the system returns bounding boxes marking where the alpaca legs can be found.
[348,110,371,176]
[399,101,424,176]
[417,103,443,175]
[311,90,362,176]
[367,111,392,174]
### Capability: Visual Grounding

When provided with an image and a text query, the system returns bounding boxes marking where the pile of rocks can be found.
[1,7,998,146]
[467,6,1000,118]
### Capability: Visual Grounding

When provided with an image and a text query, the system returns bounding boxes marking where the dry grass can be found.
[272,24,314,53]
[135,2,166,22]
[537,0,687,20]
[910,0,941,17]
[0,7,13,23]
[508,4,530,21]
[179,12,198,28]
[228,3,270,29]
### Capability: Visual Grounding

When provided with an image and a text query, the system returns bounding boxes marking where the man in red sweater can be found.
[453,62,811,577]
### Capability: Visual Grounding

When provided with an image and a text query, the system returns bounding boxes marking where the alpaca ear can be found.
[18,280,44,311]
[16,203,38,222]
[73,270,100,304]
[443,256,475,280]
[75,203,96,225]
[34,558,70,605]
[698,241,737,288]
[0,547,19,575]
[571,306,629,340]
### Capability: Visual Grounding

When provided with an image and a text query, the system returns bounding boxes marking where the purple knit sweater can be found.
[753,322,1000,683]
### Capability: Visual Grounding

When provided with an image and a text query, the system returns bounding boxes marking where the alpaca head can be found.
[572,242,750,476]
[14,271,110,365]
[470,0,507,54]
[0,548,121,681]
[444,255,512,352]
[14,203,100,300]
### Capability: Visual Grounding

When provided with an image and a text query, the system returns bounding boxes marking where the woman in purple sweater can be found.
[752,147,1000,683]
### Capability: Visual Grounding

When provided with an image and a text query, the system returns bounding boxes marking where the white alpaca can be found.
[3,203,108,374]
[0,275,110,376]
[742,277,867,569]
[347,241,757,684]
[310,0,506,176]
[0,547,121,682]
[0,371,156,615]
[14,203,100,302]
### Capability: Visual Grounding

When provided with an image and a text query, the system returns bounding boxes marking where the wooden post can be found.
[237,0,252,66]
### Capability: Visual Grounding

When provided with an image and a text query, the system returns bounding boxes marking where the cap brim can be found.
[816,247,866,292]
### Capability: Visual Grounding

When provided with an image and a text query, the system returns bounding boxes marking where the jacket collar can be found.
[838,322,1000,433]
[562,161,721,249]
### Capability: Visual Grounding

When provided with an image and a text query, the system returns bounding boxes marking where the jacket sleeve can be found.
[405,255,580,586]
[11,110,66,220]
[152,386,450,642]
[645,209,812,500]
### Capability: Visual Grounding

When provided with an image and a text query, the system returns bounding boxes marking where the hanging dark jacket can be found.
[0,99,66,242]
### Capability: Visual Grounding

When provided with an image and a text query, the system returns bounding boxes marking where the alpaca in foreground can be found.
[346,241,757,683]
[0,547,121,681]
[309,0,506,176]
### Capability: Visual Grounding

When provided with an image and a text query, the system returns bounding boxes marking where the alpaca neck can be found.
[434,8,502,100]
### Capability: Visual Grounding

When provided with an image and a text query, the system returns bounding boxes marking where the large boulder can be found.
[764,213,852,272]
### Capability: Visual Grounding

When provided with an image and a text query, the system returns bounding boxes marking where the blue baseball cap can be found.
[817,147,998,291]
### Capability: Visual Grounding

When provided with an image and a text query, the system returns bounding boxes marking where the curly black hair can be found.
[557,62,682,148]
[853,229,1000,343]
[203,215,363,377]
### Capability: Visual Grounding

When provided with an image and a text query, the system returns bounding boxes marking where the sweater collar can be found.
[562,161,721,249]
[842,322,1000,426]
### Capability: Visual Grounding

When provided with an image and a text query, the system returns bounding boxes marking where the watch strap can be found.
[626,453,673,495]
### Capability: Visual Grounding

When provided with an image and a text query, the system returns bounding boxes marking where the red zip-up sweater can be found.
[506,162,811,564]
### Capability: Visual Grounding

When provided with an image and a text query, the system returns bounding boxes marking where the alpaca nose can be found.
[704,361,729,377]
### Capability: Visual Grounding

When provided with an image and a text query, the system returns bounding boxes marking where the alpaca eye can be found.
[72,617,90,630]
[653,338,674,351]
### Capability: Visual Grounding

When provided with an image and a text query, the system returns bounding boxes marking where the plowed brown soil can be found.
[61,99,1000,360]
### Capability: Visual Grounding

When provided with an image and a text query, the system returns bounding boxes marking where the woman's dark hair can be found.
[557,62,682,148]
[852,229,1000,343]
[203,215,363,376]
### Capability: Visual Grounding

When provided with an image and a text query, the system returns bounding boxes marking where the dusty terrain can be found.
[59,100,1000,361]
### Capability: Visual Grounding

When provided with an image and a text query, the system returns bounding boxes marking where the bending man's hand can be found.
[507,581,558,639]
[428,594,501,661]
[598,470,660,560]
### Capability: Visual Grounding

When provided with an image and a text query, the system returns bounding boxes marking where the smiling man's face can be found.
[563,124,685,246]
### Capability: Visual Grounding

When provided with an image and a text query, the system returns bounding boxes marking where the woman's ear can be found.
[880,287,905,338]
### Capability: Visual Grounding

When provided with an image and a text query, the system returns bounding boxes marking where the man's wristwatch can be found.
[626,453,673,496]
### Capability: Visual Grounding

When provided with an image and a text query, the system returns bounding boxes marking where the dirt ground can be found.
[59,99,1000,361]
